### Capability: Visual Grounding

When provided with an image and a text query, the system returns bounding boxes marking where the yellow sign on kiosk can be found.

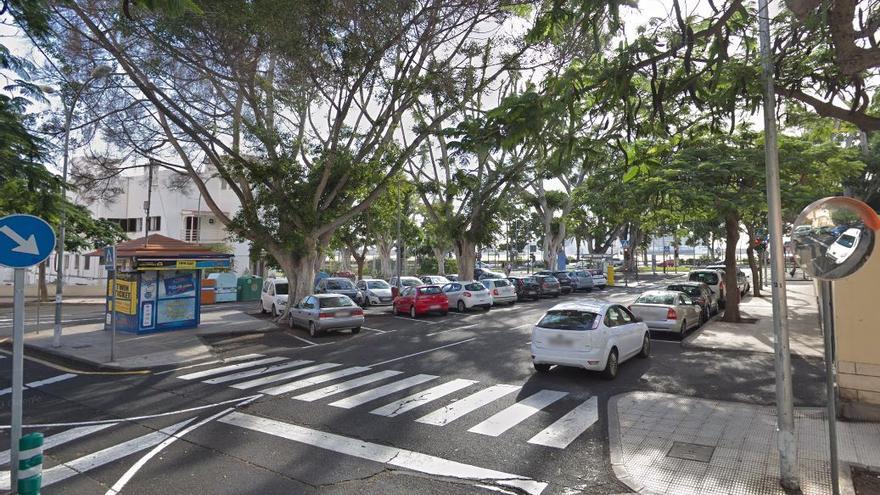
[176,260,196,269]
[108,279,138,315]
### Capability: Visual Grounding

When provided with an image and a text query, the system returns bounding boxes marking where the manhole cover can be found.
[667,441,715,462]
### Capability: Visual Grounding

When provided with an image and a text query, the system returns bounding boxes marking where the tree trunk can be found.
[377,237,394,279]
[270,245,318,321]
[455,237,477,281]
[575,236,581,263]
[722,213,741,322]
[38,261,48,302]
[433,247,446,275]
[745,224,762,297]
[340,247,352,272]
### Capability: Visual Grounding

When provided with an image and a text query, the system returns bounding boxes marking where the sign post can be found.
[0,215,56,494]
[104,246,117,362]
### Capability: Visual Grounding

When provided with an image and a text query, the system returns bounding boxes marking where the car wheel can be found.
[680,319,687,335]
[272,304,278,317]
[638,334,651,358]
[553,294,559,298]
[601,349,619,380]
[351,327,361,334]
[288,314,295,329]
[441,310,448,316]
[260,300,267,314]
[509,301,516,306]
[534,363,551,373]
[457,300,466,312]
[363,297,370,308]
[483,304,491,311]
[410,306,417,319]
[309,321,318,337]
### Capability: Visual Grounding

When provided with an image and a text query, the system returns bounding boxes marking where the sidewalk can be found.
[20,308,277,370]
[683,281,823,358]
[609,391,880,495]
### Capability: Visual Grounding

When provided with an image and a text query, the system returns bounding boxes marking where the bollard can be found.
[17,432,43,495]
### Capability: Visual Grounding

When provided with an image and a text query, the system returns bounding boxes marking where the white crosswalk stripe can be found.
[293,370,404,402]
[527,396,598,449]
[203,360,314,385]
[260,366,372,396]
[231,363,342,390]
[468,389,568,437]
[329,374,438,409]
[178,357,288,380]
[415,384,521,426]
[0,373,77,397]
[370,379,478,417]
[0,423,116,466]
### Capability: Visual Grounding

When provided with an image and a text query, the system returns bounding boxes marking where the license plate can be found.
[549,335,574,347]
[430,304,440,310]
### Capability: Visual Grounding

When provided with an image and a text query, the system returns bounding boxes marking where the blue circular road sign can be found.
[0,214,56,268]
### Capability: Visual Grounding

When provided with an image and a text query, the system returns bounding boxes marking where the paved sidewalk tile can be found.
[609,391,880,495]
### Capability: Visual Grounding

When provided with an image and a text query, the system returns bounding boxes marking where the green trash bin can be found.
[237,276,263,302]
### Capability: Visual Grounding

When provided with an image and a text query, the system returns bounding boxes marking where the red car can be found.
[393,285,449,318]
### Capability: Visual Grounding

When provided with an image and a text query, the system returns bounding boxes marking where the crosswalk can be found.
[176,354,600,450]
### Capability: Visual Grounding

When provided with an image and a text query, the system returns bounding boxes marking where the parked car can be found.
[551,271,575,294]
[827,228,861,264]
[590,269,608,289]
[442,281,493,312]
[567,270,595,292]
[705,264,750,296]
[508,276,541,301]
[666,281,718,321]
[288,294,364,337]
[315,277,364,305]
[260,278,289,317]
[688,269,726,307]
[389,276,423,297]
[356,278,394,306]
[531,301,650,380]
[421,275,451,285]
[478,271,506,281]
[629,290,702,335]
[393,285,449,318]
[534,274,561,298]
[447,274,459,282]
[481,278,517,306]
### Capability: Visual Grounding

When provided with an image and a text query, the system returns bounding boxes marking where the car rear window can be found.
[522,277,536,284]
[319,296,354,308]
[274,283,288,295]
[367,281,389,289]
[464,282,485,291]
[636,293,677,305]
[419,286,442,295]
[538,310,598,331]
[327,279,354,290]
[402,278,421,286]
[493,279,510,287]
[667,285,700,297]
[689,272,719,285]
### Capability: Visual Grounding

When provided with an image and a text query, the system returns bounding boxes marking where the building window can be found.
[105,218,142,233]
[64,254,70,269]
[184,216,200,242]
[74,254,80,269]
[147,216,161,231]
[84,256,91,270]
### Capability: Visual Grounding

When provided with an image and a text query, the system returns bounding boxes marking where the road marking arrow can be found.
[0,225,40,255]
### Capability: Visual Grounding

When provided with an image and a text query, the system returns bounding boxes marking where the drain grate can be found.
[667,441,715,462]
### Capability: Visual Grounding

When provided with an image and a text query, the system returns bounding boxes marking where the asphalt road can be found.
[0,277,825,494]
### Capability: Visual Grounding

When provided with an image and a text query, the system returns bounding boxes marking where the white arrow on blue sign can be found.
[0,214,56,268]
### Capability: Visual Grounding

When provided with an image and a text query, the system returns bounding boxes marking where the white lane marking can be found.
[329,375,439,409]
[232,363,341,390]
[0,395,263,429]
[219,412,547,495]
[202,360,314,385]
[392,316,441,325]
[154,353,266,375]
[293,370,403,402]
[104,407,235,495]
[370,338,476,367]
[0,423,115,466]
[0,373,76,396]
[177,357,288,380]
[511,323,534,330]
[468,390,568,437]
[527,396,599,449]
[370,379,478,417]
[260,366,372,396]
[361,326,388,334]
[292,335,319,346]
[415,384,521,426]
[0,419,195,491]
[426,323,478,337]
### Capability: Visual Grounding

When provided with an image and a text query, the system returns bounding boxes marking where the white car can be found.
[442,281,492,312]
[260,278,289,317]
[827,228,861,264]
[590,269,607,289]
[531,301,650,380]
[705,264,750,296]
[356,279,394,306]
[421,275,451,285]
[481,278,517,306]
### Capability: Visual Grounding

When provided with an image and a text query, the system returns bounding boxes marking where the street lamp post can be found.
[51,65,112,348]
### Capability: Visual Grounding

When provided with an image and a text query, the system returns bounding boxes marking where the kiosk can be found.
[94,234,233,334]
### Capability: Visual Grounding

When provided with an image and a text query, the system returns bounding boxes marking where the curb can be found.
[0,342,150,374]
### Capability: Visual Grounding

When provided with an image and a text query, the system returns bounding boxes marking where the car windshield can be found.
[319,296,354,308]
[274,283,288,295]
[327,280,354,290]
[668,285,701,297]
[419,286,442,295]
[401,278,421,286]
[522,277,536,284]
[689,272,719,285]
[367,281,390,289]
[538,310,598,331]
[836,234,856,248]
[464,282,485,291]
[636,293,677,305]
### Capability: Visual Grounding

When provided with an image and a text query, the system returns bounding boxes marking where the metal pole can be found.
[110,270,117,362]
[11,268,25,493]
[757,0,799,488]
[144,161,154,245]
[819,280,840,495]
[395,184,402,281]
[52,99,75,348]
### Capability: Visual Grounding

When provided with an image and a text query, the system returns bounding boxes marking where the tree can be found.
[41,0,538,308]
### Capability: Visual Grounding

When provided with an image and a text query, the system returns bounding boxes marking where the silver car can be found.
[356,279,394,306]
[628,290,701,335]
[442,281,493,311]
[288,294,364,337]
[567,270,595,291]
